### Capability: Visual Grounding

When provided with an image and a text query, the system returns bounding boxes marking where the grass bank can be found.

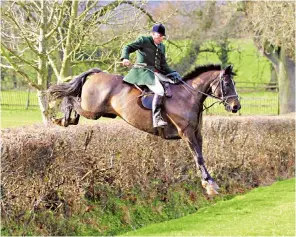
[123,178,295,236]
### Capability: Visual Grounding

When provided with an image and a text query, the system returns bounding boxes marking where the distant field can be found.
[1,91,278,128]
[1,90,39,109]
[0,108,105,128]
[198,39,271,84]
[1,38,277,128]
[1,109,42,128]
[167,38,271,84]
[205,91,278,116]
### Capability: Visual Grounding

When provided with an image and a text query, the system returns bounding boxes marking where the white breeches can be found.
[146,73,166,96]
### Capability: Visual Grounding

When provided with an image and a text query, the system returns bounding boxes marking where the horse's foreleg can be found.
[183,128,219,196]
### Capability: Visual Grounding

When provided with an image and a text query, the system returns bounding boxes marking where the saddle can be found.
[136,82,172,110]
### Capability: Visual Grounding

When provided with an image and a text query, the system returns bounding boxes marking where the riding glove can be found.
[166,71,182,84]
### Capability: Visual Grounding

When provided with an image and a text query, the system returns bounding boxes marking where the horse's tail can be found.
[48,68,102,99]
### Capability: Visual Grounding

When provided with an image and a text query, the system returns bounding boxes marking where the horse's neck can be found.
[188,71,219,94]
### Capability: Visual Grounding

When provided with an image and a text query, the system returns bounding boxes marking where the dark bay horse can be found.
[48,64,241,195]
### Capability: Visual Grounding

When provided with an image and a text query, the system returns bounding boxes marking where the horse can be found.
[47,64,241,195]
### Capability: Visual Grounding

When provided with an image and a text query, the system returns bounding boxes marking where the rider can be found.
[120,23,181,128]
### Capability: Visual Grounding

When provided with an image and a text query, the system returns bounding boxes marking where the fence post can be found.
[26,88,31,110]
[277,92,280,115]
[239,96,242,116]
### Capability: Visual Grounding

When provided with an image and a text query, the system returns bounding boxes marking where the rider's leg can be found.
[155,73,172,97]
[147,77,167,128]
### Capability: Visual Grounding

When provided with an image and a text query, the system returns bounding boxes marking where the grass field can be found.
[0,108,107,128]
[122,178,295,236]
[1,108,43,128]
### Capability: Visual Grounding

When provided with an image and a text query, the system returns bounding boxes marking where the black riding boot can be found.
[152,94,167,128]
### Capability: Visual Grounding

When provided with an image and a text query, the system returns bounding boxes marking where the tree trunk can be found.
[12,70,17,89]
[37,0,50,124]
[278,48,295,114]
[255,43,295,114]
[267,66,278,91]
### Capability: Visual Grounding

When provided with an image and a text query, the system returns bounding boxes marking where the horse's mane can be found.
[182,64,222,81]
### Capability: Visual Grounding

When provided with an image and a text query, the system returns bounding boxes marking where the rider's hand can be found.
[122,59,131,66]
[166,71,182,84]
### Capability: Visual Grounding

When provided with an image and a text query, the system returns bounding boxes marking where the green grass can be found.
[1,108,43,128]
[122,178,295,236]
[0,108,112,128]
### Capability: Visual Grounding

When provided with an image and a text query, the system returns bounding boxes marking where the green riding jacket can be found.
[120,36,174,85]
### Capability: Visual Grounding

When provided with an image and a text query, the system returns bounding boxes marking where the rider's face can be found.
[152,32,165,45]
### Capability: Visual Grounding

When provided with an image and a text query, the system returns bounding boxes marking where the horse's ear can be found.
[225,65,233,74]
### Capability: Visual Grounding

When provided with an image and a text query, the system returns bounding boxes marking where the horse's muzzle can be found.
[225,103,241,113]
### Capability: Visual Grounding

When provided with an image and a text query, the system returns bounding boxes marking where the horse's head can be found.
[210,65,241,113]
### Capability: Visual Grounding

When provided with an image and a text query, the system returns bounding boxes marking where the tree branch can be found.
[1,42,40,72]
[45,1,66,39]
[122,1,155,23]
[47,54,60,80]
[0,64,14,69]
[4,11,40,56]
[1,44,42,90]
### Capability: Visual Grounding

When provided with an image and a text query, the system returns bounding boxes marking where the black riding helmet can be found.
[152,23,166,36]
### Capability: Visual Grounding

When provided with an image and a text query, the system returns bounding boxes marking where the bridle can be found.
[177,71,239,111]
[199,72,239,111]
[209,71,239,103]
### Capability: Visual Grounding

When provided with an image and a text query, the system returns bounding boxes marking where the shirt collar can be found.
[149,36,161,48]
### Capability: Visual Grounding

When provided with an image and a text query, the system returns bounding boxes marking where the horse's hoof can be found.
[206,184,219,196]
[51,118,58,124]
[202,180,219,196]
[202,180,208,189]
[51,118,63,126]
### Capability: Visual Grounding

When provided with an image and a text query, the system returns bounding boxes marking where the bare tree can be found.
[242,1,295,114]
[161,1,243,74]
[1,0,159,123]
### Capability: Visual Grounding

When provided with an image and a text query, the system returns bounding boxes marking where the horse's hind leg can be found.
[61,107,72,127]
[52,117,64,126]
[51,106,71,127]
[69,110,80,125]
